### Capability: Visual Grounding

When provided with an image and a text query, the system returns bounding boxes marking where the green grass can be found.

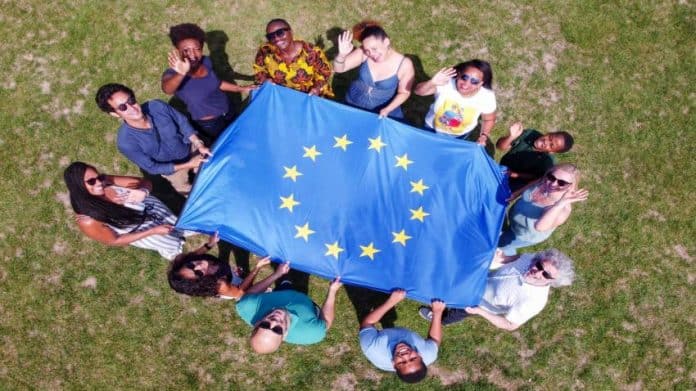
[0,0,694,389]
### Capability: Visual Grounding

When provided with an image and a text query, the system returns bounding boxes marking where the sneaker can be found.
[441,309,469,326]
[418,306,433,321]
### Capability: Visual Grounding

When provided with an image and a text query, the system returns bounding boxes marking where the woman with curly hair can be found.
[334,21,415,119]
[162,23,256,144]
[64,161,185,260]
[253,19,334,97]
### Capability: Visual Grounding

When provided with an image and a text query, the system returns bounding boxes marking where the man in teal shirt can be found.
[235,263,342,353]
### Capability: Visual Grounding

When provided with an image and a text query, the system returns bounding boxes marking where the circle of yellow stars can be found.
[280,132,431,262]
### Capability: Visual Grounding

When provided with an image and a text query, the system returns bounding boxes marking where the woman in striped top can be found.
[63,161,185,260]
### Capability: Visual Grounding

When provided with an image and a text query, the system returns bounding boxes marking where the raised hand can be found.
[329,277,343,293]
[431,299,446,314]
[508,122,524,139]
[337,30,354,57]
[559,188,589,205]
[255,256,272,269]
[168,49,190,75]
[431,67,457,86]
[389,289,407,303]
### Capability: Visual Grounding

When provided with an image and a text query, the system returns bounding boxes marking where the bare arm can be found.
[320,278,343,330]
[360,289,406,329]
[475,112,497,145]
[465,306,520,331]
[77,217,173,246]
[244,262,290,294]
[219,81,257,94]
[238,256,272,291]
[534,188,588,231]
[428,300,446,345]
[414,67,456,96]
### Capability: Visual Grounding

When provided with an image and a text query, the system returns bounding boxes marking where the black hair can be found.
[95,83,135,113]
[63,161,146,228]
[454,59,494,89]
[169,23,206,47]
[266,18,291,30]
[551,131,574,152]
[168,253,233,297]
[396,359,427,383]
[352,21,388,42]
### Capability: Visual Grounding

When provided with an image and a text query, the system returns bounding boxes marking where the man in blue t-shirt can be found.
[359,290,445,384]
[95,83,211,214]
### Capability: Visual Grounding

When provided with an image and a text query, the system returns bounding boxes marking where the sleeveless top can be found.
[79,195,185,260]
[507,187,555,244]
[345,56,405,119]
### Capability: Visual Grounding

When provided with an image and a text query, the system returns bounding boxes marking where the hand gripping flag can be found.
[177,83,509,307]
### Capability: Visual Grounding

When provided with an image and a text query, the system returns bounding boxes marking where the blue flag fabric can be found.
[176,83,509,307]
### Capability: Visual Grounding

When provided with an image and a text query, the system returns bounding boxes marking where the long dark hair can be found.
[63,162,146,228]
[168,253,233,297]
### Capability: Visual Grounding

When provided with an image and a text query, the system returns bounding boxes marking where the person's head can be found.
[534,131,574,153]
[249,308,290,354]
[541,163,580,193]
[524,248,575,288]
[392,342,427,383]
[63,161,143,228]
[453,59,493,97]
[167,253,233,297]
[352,21,390,63]
[169,23,206,70]
[265,19,293,51]
[95,83,144,123]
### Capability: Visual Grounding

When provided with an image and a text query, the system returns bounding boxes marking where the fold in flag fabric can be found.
[177,83,509,307]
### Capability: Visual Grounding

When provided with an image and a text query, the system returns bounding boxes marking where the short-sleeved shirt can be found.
[424,79,496,137]
[163,56,230,120]
[500,129,556,190]
[236,290,326,345]
[358,327,438,372]
[116,100,196,175]
[253,41,334,98]
[479,254,550,325]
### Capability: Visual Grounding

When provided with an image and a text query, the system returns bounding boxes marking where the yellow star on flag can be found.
[283,165,303,182]
[302,145,322,162]
[368,136,387,153]
[294,222,315,242]
[279,193,300,212]
[333,134,353,151]
[324,241,344,259]
[359,242,381,260]
[392,229,412,246]
[410,179,429,196]
[395,153,413,171]
[410,206,430,222]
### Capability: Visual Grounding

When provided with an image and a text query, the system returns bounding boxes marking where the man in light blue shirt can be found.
[359,290,445,384]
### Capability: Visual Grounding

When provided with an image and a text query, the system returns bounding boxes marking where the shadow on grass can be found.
[344,286,397,327]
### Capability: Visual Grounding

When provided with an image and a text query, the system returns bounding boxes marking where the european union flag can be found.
[177,83,509,307]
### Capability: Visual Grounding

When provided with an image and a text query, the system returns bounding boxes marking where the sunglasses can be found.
[115,96,137,112]
[258,321,283,335]
[534,261,554,280]
[265,27,289,41]
[459,74,482,85]
[85,174,106,186]
[546,172,572,187]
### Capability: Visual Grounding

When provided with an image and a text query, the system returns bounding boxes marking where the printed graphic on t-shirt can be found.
[435,99,477,135]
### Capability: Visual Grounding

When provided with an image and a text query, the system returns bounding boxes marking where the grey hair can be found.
[534,248,575,287]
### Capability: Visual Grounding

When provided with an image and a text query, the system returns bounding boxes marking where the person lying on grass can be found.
[419,249,575,330]
[360,289,445,384]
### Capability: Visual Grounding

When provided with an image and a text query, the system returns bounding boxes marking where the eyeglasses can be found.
[185,261,205,278]
[85,174,106,186]
[115,96,137,112]
[459,74,482,85]
[265,27,289,41]
[534,261,554,280]
[257,321,283,335]
[546,172,572,187]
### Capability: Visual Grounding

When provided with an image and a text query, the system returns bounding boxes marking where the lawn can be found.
[0,0,693,389]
